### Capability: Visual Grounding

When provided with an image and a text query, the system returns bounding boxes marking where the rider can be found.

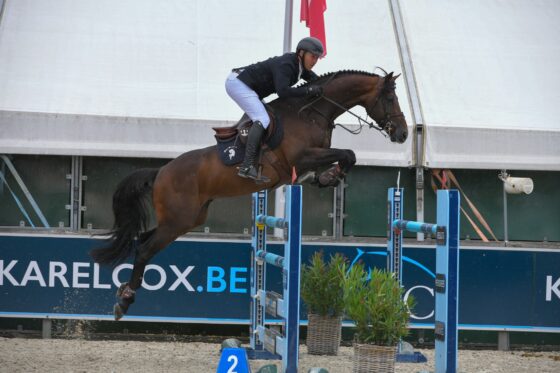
[225,37,324,181]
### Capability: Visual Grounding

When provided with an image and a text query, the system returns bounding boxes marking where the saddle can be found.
[213,107,283,166]
[213,113,277,143]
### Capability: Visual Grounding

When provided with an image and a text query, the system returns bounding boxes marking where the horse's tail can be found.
[90,168,159,266]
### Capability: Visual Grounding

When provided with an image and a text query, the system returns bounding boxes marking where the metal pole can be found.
[503,182,508,246]
[0,0,7,28]
[334,183,345,239]
[283,0,294,53]
[69,156,84,230]
[274,186,285,238]
[1,155,50,228]
[388,0,426,241]
[250,190,267,352]
[274,0,294,237]
[500,170,509,246]
[42,319,52,339]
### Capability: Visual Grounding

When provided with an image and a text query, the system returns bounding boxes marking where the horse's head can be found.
[366,72,408,143]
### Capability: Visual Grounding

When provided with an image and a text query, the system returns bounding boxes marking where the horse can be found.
[90,70,409,320]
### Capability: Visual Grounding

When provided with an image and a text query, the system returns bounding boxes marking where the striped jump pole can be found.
[388,187,460,373]
[247,185,302,373]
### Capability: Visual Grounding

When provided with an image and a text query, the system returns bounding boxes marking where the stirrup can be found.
[238,165,270,183]
[237,166,251,178]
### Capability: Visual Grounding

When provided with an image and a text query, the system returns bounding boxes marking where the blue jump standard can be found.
[246,185,302,373]
[388,187,460,373]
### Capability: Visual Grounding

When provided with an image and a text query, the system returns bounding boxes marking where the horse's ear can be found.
[394,73,401,80]
[383,72,394,89]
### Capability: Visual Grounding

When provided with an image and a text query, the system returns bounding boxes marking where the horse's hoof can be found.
[318,165,344,187]
[114,303,124,321]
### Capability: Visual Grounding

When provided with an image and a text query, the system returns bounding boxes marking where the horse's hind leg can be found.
[113,226,177,320]
[113,201,213,320]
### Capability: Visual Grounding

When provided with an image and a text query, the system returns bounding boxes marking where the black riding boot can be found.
[238,121,266,181]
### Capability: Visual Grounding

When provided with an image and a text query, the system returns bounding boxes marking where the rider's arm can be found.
[273,62,309,98]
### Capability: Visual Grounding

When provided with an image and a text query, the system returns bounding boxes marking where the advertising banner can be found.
[0,234,558,332]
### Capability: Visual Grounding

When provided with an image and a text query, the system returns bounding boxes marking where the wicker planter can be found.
[352,343,397,373]
[306,313,342,355]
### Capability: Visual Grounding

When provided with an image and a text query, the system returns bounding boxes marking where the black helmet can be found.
[296,37,324,57]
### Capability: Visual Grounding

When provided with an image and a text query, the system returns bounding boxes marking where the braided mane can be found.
[297,69,379,88]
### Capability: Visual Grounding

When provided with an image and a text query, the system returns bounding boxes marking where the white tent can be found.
[0,0,558,170]
[400,0,560,170]
[0,0,411,166]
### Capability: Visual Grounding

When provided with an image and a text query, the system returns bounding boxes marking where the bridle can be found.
[369,88,405,137]
[298,74,404,137]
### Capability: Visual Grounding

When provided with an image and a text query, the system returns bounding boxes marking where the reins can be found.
[299,92,387,136]
[297,73,403,138]
[323,95,388,136]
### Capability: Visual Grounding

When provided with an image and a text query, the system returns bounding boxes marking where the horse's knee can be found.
[346,150,356,165]
[339,150,356,171]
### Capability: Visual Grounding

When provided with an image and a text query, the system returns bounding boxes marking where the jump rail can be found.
[388,187,460,373]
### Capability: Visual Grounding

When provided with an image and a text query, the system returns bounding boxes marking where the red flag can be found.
[300,0,327,57]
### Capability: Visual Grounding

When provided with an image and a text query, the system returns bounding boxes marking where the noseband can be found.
[371,93,405,137]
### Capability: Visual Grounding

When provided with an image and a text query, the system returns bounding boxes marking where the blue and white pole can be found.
[387,187,404,285]
[434,189,460,373]
[248,185,302,373]
[387,188,460,372]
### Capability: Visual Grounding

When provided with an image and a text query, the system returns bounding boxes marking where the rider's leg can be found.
[225,72,271,180]
[237,121,265,179]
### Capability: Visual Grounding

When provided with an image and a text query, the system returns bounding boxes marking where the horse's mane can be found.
[269,69,381,108]
[296,69,380,88]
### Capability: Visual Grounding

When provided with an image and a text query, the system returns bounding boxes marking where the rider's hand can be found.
[306,85,323,97]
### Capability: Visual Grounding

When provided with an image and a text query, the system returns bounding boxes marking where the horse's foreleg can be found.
[297,148,356,187]
[298,147,356,171]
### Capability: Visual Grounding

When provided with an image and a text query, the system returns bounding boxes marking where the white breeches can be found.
[225,72,271,129]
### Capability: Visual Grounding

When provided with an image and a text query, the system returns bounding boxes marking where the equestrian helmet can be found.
[296,37,324,57]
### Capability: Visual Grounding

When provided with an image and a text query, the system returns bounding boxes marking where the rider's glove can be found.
[306,85,323,97]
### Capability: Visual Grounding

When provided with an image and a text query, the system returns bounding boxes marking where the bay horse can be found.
[90,70,408,320]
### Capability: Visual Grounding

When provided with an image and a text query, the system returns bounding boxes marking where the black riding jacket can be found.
[235,52,318,100]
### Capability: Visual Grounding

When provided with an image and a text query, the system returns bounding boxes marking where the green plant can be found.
[343,264,415,346]
[301,252,347,317]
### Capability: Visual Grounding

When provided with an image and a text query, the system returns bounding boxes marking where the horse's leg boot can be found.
[114,282,136,321]
[317,164,345,187]
[238,121,269,182]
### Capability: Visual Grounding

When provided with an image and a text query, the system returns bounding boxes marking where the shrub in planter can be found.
[343,264,415,373]
[301,252,346,355]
